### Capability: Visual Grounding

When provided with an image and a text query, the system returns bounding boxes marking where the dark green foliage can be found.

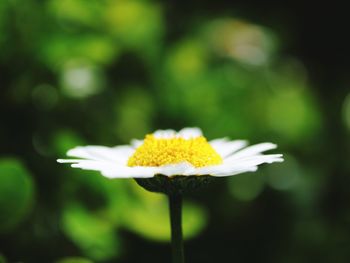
[1,0,349,262]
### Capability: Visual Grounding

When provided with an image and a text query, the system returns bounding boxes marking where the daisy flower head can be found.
[58,127,283,194]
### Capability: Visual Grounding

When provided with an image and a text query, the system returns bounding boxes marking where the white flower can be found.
[57,127,283,178]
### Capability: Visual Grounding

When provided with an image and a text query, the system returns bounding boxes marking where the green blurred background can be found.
[0,0,349,262]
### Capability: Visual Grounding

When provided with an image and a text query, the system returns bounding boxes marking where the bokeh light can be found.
[0,159,35,233]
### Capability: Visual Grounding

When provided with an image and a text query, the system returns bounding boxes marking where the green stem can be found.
[168,193,185,263]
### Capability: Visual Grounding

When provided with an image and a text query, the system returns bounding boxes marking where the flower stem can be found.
[168,193,185,263]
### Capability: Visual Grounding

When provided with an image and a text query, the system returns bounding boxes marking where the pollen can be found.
[127,134,223,168]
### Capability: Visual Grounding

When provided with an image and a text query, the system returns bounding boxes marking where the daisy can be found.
[57,127,283,180]
[58,127,283,263]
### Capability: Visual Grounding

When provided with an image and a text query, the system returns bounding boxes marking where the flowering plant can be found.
[58,127,283,262]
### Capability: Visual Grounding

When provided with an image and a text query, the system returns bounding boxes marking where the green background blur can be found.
[1,0,350,262]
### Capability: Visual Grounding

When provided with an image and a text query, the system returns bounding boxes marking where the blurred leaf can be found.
[62,203,120,261]
[102,180,133,223]
[229,172,265,201]
[182,202,207,240]
[288,168,325,212]
[47,0,103,28]
[267,87,320,143]
[265,61,321,144]
[52,129,85,156]
[0,158,35,233]
[0,254,7,263]
[120,182,207,242]
[55,257,93,263]
[0,0,9,50]
[31,84,59,110]
[166,39,208,81]
[40,35,118,69]
[105,0,163,56]
[294,219,328,246]
[114,87,155,142]
[266,154,300,191]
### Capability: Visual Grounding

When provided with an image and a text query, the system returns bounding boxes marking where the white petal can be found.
[194,163,241,176]
[57,159,87,163]
[158,162,196,176]
[59,158,157,179]
[195,154,283,177]
[70,160,116,171]
[178,127,203,139]
[100,166,158,179]
[193,162,259,176]
[130,139,143,148]
[225,142,277,161]
[210,166,259,177]
[210,138,248,158]
[66,145,134,164]
[152,127,203,139]
[153,129,177,138]
[224,154,284,167]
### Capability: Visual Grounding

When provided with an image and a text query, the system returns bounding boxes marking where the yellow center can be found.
[127,134,223,167]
